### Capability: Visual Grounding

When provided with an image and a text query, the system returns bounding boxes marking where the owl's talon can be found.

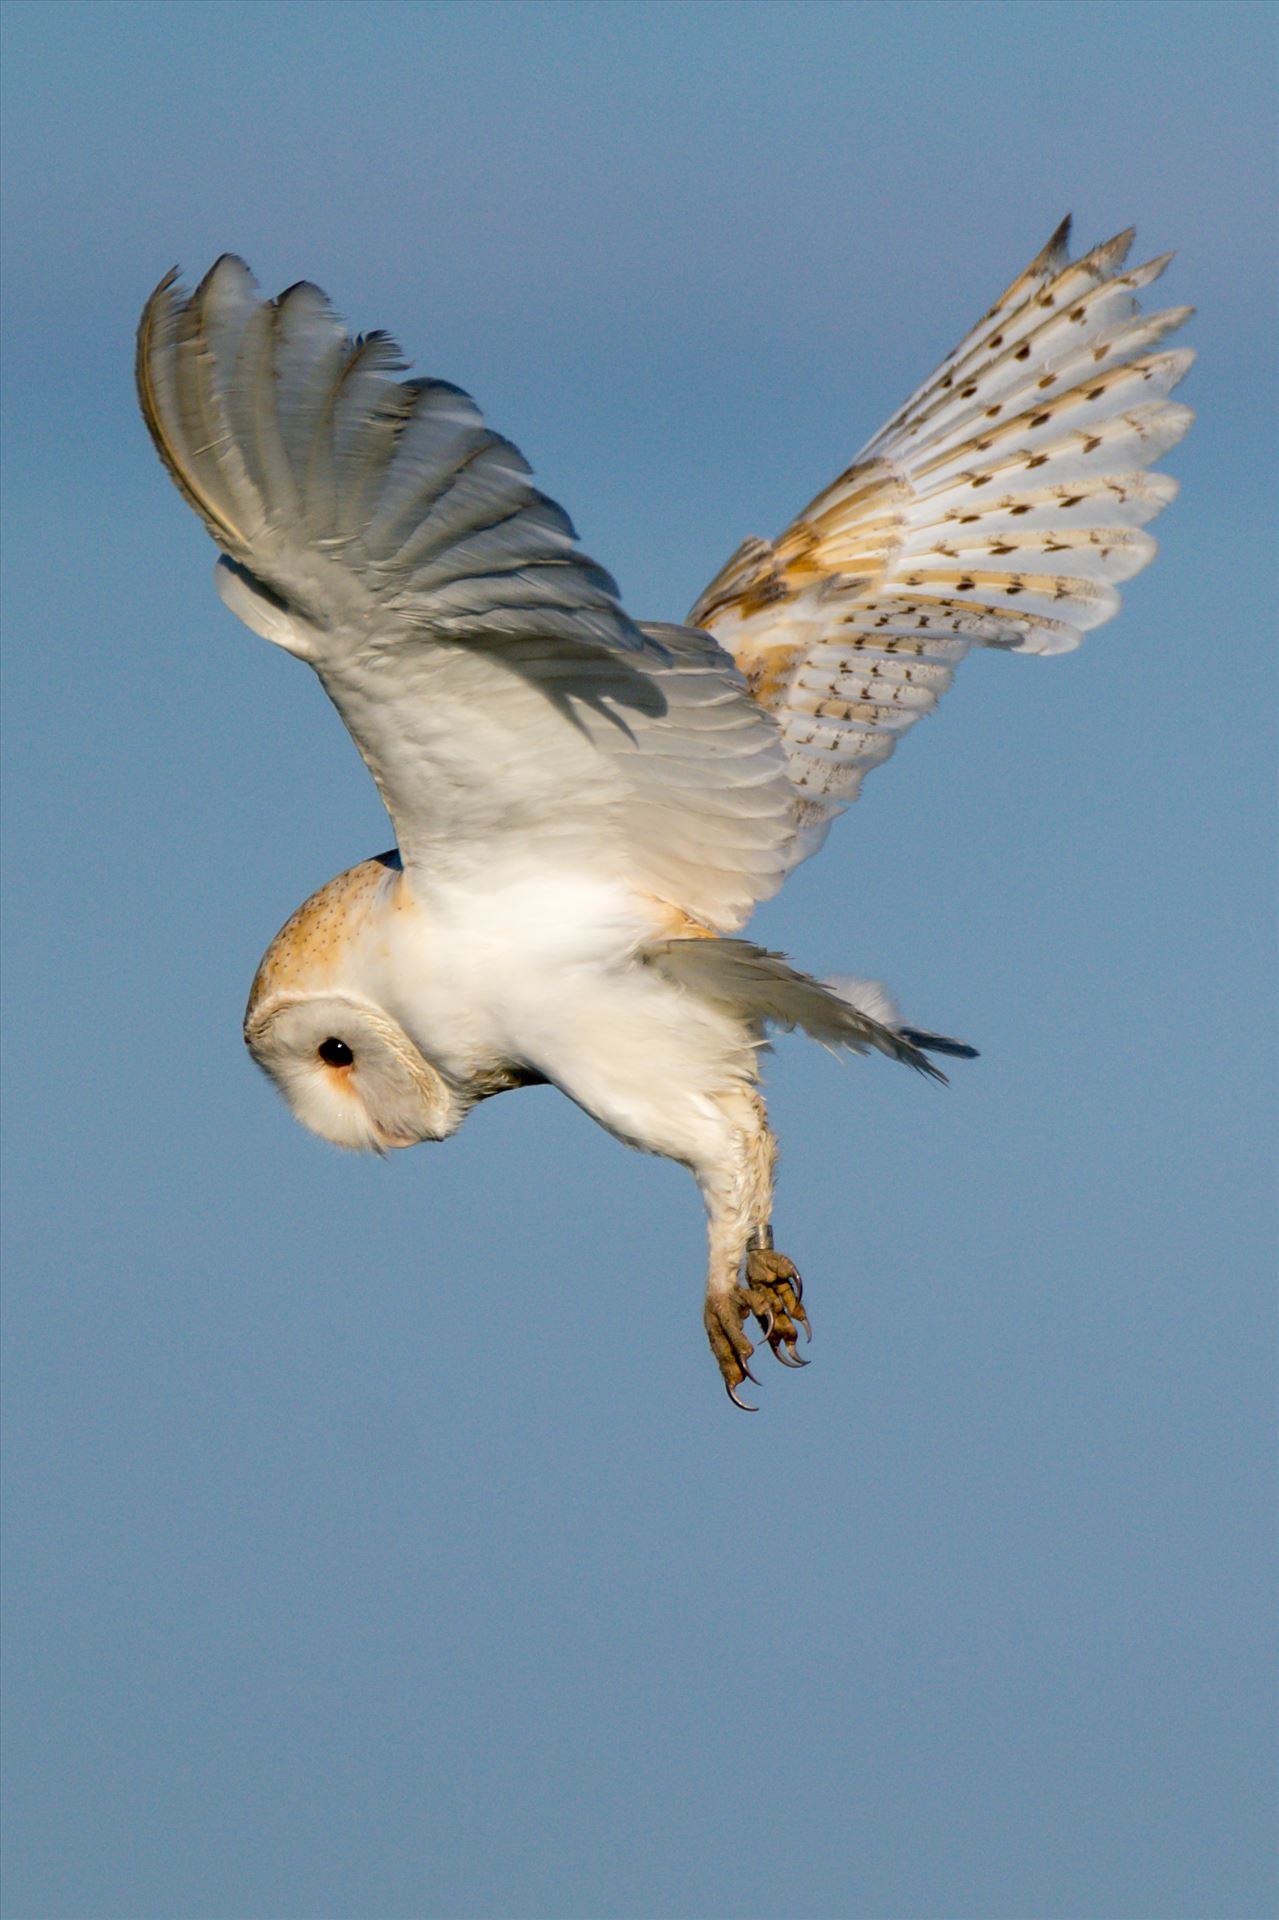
[743,1245,811,1374]
[704,1245,813,1403]
[704,1292,760,1405]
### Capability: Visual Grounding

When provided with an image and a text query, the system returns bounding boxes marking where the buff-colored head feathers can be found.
[243,854,455,1152]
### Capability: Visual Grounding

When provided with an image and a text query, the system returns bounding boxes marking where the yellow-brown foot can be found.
[745,1247,811,1371]
[704,1252,812,1410]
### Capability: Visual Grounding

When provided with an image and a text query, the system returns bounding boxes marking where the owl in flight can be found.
[138,219,1192,1406]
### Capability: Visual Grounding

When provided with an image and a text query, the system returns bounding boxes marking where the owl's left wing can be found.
[689,219,1194,869]
[138,259,794,929]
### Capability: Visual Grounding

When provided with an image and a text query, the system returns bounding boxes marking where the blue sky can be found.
[2,4,1274,1917]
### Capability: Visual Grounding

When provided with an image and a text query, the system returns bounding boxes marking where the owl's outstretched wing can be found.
[138,260,793,930]
[689,219,1194,868]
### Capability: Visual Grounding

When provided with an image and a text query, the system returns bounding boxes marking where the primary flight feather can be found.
[138,219,1192,1405]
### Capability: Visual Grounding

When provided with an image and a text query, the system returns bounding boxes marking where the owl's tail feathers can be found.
[897,1027,979,1060]
[823,973,978,1062]
[644,939,974,1083]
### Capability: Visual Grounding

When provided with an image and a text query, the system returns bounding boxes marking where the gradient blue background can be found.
[2,4,1274,1917]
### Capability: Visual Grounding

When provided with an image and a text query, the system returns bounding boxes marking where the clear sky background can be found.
[1,4,1274,1917]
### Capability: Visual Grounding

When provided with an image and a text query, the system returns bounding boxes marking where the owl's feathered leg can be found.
[511,948,824,1405]
[697,1087,811,1409]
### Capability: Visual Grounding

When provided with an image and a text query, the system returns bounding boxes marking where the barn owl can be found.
[137,218,1192,1406]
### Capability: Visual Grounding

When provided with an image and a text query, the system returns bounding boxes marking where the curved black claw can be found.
[705,1292,761,1409]
[707,1247,813,1407]
[744,1246,811,1378]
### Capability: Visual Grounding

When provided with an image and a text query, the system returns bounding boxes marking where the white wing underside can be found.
[137,262,794,930]
[689,216,1194,870]
[140,221,1192,928]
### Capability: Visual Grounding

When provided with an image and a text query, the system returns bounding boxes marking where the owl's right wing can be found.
[138,260,794,930]
[689,219,1194,869]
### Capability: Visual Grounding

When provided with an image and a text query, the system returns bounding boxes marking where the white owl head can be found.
[244,992,453,1152]
[243,855,456,1153]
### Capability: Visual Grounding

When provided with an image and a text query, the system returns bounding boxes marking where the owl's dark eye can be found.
[318,1037,354,1068]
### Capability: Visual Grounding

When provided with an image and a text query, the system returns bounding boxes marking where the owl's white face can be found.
[245,992,453,1152]
[241,855,458,1154]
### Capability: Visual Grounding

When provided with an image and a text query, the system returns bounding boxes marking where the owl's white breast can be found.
[351,856,668,1086]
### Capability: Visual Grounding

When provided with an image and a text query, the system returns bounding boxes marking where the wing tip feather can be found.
[194,252,257,300]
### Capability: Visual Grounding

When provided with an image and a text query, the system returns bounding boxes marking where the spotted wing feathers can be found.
[689,220,1194,864]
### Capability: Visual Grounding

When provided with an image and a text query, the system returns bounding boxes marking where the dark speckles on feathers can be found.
[685,218,1191,819]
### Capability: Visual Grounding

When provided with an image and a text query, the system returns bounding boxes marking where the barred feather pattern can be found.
[689,218,1194,865]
